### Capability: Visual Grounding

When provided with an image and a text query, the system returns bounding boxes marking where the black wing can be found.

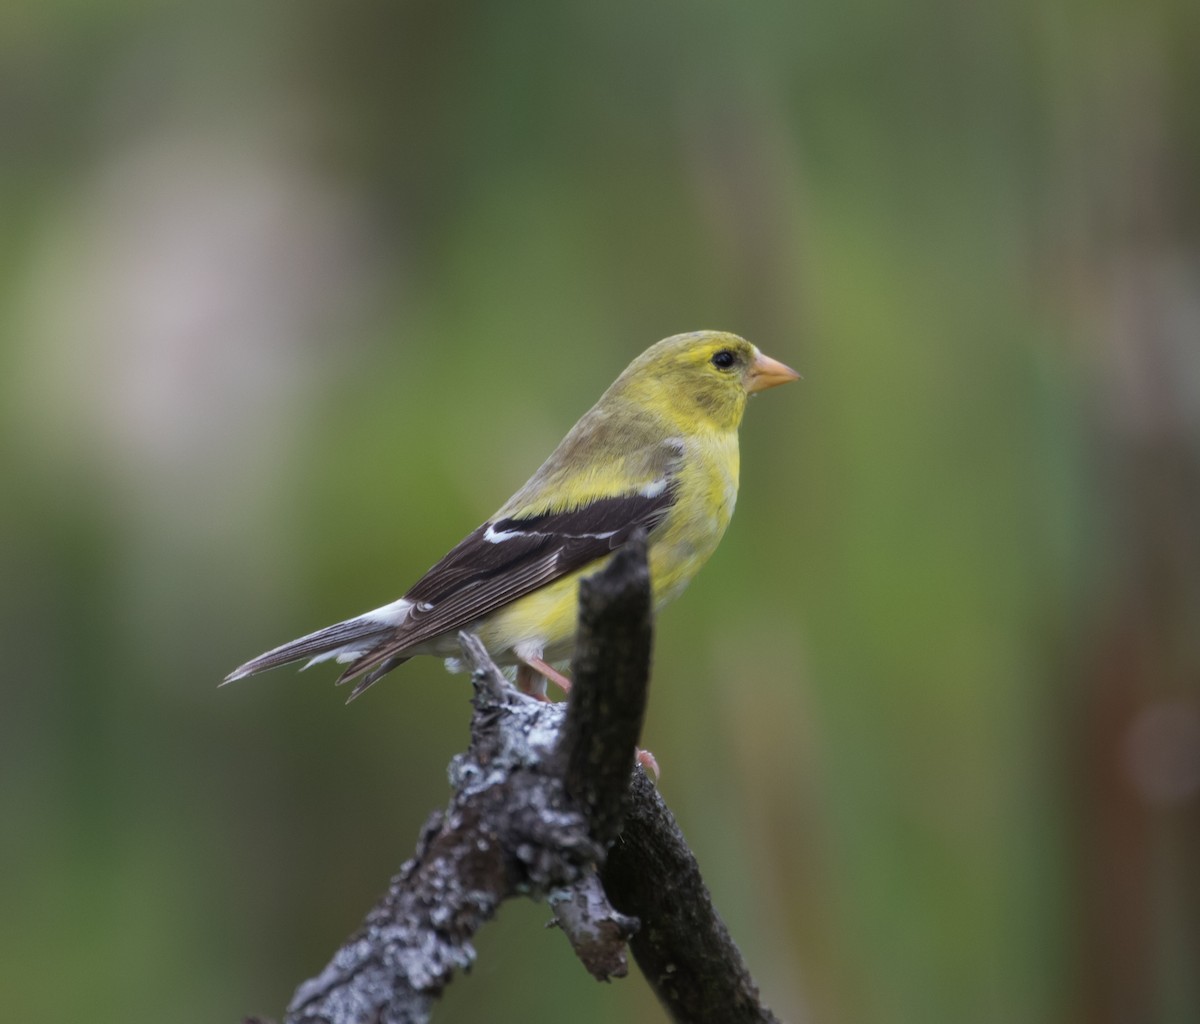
[337,480,678,691]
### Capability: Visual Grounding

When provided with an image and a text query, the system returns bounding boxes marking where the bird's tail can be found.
[223,601,413,695]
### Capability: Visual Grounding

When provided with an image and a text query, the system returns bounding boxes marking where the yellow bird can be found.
[225,331,799,700]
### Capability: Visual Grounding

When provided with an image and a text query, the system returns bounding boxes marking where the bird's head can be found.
[619,331,800,432]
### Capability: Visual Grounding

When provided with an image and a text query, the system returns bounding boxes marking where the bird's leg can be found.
[518,655,572,695]
[515,662,549,700]
[516,655,656,775]
[517,656,656,773]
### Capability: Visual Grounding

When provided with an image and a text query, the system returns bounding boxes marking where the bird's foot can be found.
[636,747,660,780]
[515,662,548,700]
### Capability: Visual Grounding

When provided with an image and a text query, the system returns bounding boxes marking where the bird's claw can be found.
[636,747,660,780]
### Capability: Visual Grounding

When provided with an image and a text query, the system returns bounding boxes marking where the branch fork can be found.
[268,533,779,1024]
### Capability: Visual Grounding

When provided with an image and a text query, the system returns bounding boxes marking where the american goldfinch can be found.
[225,330,798,700]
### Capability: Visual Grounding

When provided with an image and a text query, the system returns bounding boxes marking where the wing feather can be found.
[335,469,680,687]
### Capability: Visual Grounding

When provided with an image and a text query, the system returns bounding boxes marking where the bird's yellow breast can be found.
[647,429,739,606]
[473,427,740,664]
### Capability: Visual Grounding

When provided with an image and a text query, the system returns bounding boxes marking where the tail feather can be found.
[342,655,412,702]
[223,616,398,685]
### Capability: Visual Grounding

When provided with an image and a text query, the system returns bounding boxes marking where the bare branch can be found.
[280,537,656,1023]
[548,869,640,981]
[283,661,590,1024]
[556,531,654,844]
[602,770,783,1024]
[261,531,781,1024]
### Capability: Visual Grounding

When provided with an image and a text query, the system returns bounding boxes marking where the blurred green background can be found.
[3,1,1198,1022]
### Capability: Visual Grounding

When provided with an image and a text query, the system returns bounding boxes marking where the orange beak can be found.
[747,351,802,393]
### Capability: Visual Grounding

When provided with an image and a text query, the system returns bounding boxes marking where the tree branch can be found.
[257,532,780,1024]
[602,771,783,1024]
[557,533,654,843]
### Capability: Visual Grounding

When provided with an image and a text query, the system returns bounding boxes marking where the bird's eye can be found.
[711,349,737,370]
